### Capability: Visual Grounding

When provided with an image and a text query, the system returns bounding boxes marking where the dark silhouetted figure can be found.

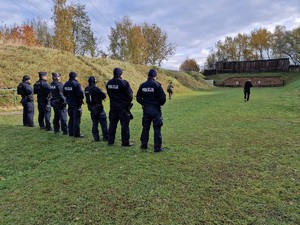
[136,69,166,152]
[244,80,253,102]
[17,75,35,127]
[85,76,108,142]
[167,82,174,99]
[63,72,84,138]
[106,67,133,147]
[50,73,67,134]
[34,72,52,130]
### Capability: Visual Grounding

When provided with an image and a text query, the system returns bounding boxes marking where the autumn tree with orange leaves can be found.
[204,25,300,69]
[0,25,38,46]
[179,58,200,72]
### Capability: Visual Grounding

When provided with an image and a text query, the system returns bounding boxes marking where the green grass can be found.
[1,78,299,224]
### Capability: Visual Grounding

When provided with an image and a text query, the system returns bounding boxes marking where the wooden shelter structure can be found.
[215,58,290,74]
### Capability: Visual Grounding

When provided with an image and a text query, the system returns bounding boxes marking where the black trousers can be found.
[22,100,34,126]
[140,106,163,151]
[90,105,108,141]
[53,105,67,133]
[38,103,51,129]
[67,106,82,137]
[244,89,251,101]
[167,90,173,99]
[108,106,131,145]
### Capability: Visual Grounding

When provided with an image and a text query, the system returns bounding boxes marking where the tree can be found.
[108,16,176,66]
[28,18,53,48]
[250,28,272,59]
[204,50,217,69]
[234,33,254,61]
[142,23,176,66]
[270,25,287,59]
[52,0,74,53]
[283,27,300,64]
[0,24,38,46]
[179,58,200,72]
[71,3,97,56]
[128,25,147,64]
[108,16,132,61]
[215,38,236,62]
[203,25,300,67]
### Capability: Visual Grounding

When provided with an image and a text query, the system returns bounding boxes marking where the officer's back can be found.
[106,68,133,108]
[85,77,106,105]
[18,76,34,100]
[137,72,166,108]
[34,72,50,104]
[244,80,253,90]
[50,73,64,100]
[63,72,84,107]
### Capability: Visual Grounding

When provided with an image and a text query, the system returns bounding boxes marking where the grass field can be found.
[0,80,299,224]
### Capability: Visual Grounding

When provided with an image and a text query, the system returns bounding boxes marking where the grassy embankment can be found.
[0,68,299,224]
[0,45,210,110]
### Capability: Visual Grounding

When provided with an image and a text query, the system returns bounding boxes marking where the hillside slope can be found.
[0,45,211,92]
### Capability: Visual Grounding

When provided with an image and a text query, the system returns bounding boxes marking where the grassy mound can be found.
[0,45,211,108]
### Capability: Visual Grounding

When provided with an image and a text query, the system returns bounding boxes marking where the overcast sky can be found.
[1,0,300,70]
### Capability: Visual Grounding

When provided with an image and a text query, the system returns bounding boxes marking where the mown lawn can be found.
[0,84,299,225]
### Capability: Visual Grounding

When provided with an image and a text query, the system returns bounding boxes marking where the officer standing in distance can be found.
[17,75,35,127]
[50,73,68,134]
[167,82,174,100]
[63,72,84,138]
[85,76,108,142]
[244,79,253,102]
[33,72,52,131]
[106,67,133,147]
[136,69,166,152]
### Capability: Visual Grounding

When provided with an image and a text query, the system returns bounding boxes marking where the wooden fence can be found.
[215,58,290,74]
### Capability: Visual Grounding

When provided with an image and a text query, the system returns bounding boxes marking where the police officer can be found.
[136,69,166,152]
[85,76,108,142]
[244,79,253,102]
[34,72,52,131]
[63,72,84,138]
[106,67,133,147]
[167,82,174,99]
[17,75,35,127]
[50,73,68,134]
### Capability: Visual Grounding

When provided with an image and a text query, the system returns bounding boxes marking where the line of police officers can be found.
[17,68,166,152]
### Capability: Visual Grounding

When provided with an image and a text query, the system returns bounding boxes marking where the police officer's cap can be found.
[22,75,30,82]
[88,76,97,84]
[69,71,77,79]
[113,67,123,78]
[52,73,60,79]
[38,71,47,77]
[148,69,157,78]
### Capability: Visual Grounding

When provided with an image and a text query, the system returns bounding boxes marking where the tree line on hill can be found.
[164,25,300,73]
[0,0,175,67]
[204,26,300,69]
